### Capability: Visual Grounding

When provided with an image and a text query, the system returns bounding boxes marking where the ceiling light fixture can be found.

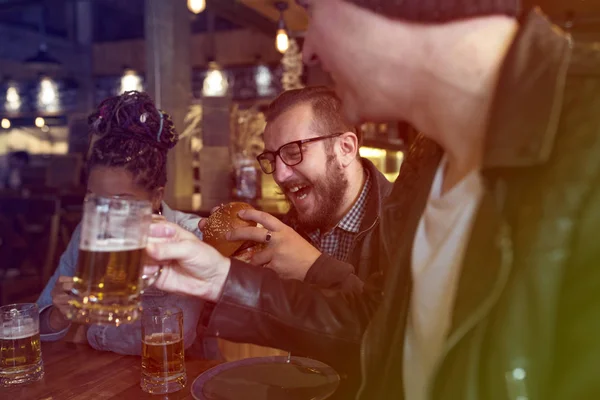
[203,61,229,97]
[275,2,290,54]
[121,68,143,93]
[24,6,61,71]
[37,76,60,112]
[202,11,228,97]
[187,0,206,14]
[5,83,21,112]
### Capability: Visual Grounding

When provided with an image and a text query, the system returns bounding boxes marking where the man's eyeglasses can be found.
[256,133,343,174]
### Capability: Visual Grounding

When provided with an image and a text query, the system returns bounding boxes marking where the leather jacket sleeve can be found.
[281,213,367,293]
[304,253,365,292]
[204,259,384,374]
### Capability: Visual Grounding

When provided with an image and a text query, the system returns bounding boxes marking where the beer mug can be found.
[0,303,44,387]
[141,306,186,394]
[67,194,160,325]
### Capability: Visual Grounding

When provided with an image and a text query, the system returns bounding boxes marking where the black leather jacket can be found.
[202,9,600,399]
[284,158,393,292]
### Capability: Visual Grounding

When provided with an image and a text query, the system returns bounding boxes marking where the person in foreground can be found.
[36,92,214,357]
[210,86,392,289]
[148,0,600,398]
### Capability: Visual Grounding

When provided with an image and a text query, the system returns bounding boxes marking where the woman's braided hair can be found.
[87,91,178,192]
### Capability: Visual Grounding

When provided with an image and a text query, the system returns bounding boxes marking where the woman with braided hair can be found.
[35,91,218,358]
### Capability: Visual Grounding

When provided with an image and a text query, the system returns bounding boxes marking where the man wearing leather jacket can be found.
[147,0,600,398]
[222,86,393,291]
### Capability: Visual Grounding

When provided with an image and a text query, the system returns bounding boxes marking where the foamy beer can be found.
[0,303,44,387]
[141,306,186,394]
[67,194,160,325]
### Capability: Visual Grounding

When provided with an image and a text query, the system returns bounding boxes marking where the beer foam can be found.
[143,332,182,346]
[0,320,39,340]
[80,237,144,252]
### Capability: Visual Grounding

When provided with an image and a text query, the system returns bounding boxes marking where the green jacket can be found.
[361,9,600,399]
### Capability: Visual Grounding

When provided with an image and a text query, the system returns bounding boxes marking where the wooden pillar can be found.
[145,0,193,209]
[200,96,233,210]
[75,0,94,113]
[68,1,94,156]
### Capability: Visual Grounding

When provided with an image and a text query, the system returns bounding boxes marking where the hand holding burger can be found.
[200,202,322,281]
[200,202,268,262]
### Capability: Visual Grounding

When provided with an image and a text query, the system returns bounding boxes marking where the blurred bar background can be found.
[0,0,598,305]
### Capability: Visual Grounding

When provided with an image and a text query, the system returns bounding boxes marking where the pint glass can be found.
[141,306,186,394]
[67,194,159,325]
[0,303,44,387]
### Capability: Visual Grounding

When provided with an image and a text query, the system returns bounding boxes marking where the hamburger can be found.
[201,202,266,262]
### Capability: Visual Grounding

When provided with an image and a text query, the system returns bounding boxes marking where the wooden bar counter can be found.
[0,341,221,399]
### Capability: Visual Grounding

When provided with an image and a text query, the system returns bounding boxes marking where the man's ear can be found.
[338,131,359,167]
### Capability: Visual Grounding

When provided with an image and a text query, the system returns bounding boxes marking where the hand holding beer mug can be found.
[141,306,186,394]
[0,303,44,387]
[67,194,161,325]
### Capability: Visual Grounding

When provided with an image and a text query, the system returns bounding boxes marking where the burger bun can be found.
[201,202,257,257]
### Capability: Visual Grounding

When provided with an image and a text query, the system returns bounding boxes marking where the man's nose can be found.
[274,157,294,183]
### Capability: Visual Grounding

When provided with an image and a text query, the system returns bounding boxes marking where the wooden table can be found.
[1,341,221,399]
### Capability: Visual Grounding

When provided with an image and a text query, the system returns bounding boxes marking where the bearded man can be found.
[225,86,392,290]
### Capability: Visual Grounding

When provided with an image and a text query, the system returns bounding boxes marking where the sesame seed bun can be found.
[201,202,258,258]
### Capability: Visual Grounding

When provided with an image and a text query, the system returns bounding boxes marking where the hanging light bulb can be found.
[187,0,206,14]
[5,84,21,112]
[274,2,290,54]
[202,61,229,97]
[35,117,45,128]
[120,68,143,93]
[276,29,289,53]
[37,76,59,112]
[1,118,10,129]
[255,63,273,97]
[40,78,57,103]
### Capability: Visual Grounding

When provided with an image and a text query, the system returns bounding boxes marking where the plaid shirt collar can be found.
[337,170,371,233]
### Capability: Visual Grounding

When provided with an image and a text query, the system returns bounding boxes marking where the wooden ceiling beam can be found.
[207,0,277,36]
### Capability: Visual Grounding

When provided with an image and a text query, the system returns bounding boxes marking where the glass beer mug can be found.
[0,303,44,387]
[67,194,160,325]
[141,306,186,394]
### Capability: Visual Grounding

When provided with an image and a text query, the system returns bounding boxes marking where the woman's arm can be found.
[36,224,82,341]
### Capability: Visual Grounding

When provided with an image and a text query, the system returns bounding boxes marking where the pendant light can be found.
[275,2,289,54]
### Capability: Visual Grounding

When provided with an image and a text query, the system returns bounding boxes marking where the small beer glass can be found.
[67,194,160,325]
[0,303,44,387]
[141,306,186,394]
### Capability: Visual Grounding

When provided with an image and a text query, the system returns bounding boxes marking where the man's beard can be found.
[290,156,349,232]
